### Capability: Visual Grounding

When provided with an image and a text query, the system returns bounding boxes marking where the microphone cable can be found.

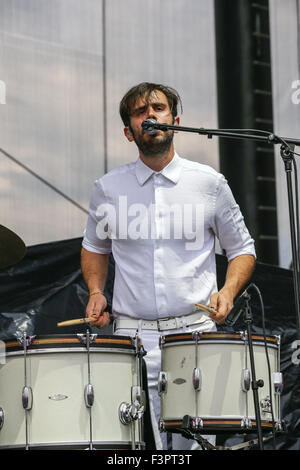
[249,283,277,450]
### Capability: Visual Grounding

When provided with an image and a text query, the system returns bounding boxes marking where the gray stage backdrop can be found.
[270,0,300,268]
[0,0,219,248]
[1,1,299,270]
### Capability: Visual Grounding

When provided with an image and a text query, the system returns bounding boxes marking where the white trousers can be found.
[115,318,217,450]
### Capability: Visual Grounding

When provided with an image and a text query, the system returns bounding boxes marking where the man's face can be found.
[124,90,179,156]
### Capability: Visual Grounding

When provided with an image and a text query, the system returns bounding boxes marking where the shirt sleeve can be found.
[82,179,112,254]
[212,174,256,261]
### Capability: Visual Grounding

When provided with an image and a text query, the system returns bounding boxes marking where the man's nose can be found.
[146,105,157,120]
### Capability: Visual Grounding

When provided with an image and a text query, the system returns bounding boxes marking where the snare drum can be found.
[0,334,145,449]
[158,331,282,434]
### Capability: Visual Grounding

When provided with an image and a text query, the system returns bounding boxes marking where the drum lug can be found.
[260,395,271,414]
[159,335,165,350]
[192,331,202,341]
[158,371,168,396]
[0,407,4,430]
[191,416,203,431]
[241,368,251,392]
[192,367,202,391]
[158,418,166,432]
[273,372,283,394]
[241,417,252,429]
[22,386,33,410]
[275,419,284,432]
[17,335,36,348]
[77,334,97,345]
[84,384,94,408]
[239,331,248,342]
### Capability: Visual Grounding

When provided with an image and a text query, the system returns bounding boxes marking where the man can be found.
[81,82,256,450]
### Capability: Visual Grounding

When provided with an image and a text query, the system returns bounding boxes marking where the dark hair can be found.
[119,82,183,126]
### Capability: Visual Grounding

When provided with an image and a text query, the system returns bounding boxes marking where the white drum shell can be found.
[160,334,280,429]
[0,341,139,449]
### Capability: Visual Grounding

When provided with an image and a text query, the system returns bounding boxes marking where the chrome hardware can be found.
[20,332,35,450]
[275,335,281,346]
[159,418,166,432]
[192,367,202,391]
[192,331,202,341]
[241,368,251,392]
[273,372,283,394]
[0,408,4,430]
[260,396,272,414]
[241,417,252,429]
[158,371,168,396]
[239,331,248,342]
[78,330,97,450]
[17,335,36,348]
[119,401,144,425]
[22,386,33,410]
[84,384,94,408]
[119,402,132,425]
[131,385,143,407]
[193,331,202,420]
[159,335,165,350]
[275,420,283,432]
[191,417,203,430]
[77,333,97,346]
[119,383,145,431]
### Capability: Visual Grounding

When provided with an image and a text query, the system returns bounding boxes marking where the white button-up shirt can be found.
[82,153,256,320]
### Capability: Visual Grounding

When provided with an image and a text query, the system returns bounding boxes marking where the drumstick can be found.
[57,317,97,327]
[195,303,218,315]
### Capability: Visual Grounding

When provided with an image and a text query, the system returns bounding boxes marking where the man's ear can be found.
[124,126,135,142]
[174,116,180,133]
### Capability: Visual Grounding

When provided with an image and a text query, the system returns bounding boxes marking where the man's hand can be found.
[208,287,234,325]
[86,293,110,328]
[208,254,255,324]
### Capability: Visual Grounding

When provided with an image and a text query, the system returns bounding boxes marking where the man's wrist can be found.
[223,279,240,296]
[89,290,105,297]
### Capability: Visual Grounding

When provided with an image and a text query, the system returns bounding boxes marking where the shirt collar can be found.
[135,152,182,186]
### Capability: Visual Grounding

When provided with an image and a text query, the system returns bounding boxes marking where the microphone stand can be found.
[142,121,300,339]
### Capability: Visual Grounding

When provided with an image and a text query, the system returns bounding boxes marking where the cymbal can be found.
[0,225,26,269]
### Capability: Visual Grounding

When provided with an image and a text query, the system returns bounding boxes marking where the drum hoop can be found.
[4,347,136,358]
[0,440,145,450]
[162,339,278,350]
[4,336,135,353]
[162,332,279,346]
[163,418,275,428]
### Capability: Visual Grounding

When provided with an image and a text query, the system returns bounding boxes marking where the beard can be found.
[129,125,174,157]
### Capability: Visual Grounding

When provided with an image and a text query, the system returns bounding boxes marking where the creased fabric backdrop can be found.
[0,237,300,450]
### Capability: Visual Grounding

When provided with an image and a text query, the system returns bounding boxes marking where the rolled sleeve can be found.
[213,175,256,261]
[82,180,112,254]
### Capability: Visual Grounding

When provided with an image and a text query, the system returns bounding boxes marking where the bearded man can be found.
[81,82,256,450]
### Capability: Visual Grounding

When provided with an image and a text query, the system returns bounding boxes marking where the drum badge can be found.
[48,394,69,401]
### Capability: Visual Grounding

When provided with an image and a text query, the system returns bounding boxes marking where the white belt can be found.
[114,311,209,332]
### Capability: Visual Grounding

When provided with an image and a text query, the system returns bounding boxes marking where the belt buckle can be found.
[157,317,171,332]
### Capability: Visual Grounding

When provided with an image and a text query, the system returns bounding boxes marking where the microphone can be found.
[224,287,251,326]
[141,118,159,135]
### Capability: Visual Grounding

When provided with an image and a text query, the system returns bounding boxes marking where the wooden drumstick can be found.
[57,317,97,327]
[195,303,218,315]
